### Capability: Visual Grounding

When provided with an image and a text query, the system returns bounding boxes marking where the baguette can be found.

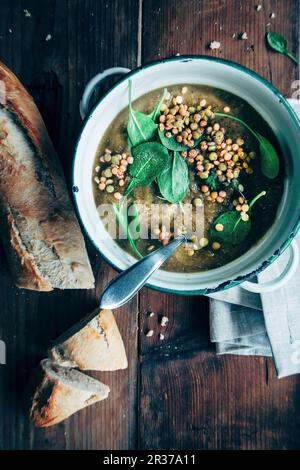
[48,308,128,371]
[0,61,94,290]
[29,359,110,427]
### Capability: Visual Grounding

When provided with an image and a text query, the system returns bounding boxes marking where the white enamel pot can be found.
[73,56,300,295]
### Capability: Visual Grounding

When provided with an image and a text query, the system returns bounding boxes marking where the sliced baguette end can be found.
[29,359,110,428]
[48,309,128,372]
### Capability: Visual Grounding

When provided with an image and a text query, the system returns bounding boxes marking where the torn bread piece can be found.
[0,61,94,290]
[29,359,110,427]
[48,309,128,371]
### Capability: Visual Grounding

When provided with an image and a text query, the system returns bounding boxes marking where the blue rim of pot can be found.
[72,55,300,296]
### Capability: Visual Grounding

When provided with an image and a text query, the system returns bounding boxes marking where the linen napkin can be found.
[208,99,300,378]
[208,232,300,378]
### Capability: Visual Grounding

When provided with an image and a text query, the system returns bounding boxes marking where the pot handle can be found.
[241,240,299,293]
[79,67,131,120]
[287,98,300,118]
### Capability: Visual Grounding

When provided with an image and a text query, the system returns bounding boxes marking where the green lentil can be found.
[199,237,209,247]
[214,131,224,144]
[193,198,203,207]
[111,156,119,164]
[209,152,218,161]
[205,109,213,117]
[106,185,114,193]
[212,241,221,250]
[104,168,112,178]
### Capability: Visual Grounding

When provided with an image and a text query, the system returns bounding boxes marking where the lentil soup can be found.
[93,84,283,273]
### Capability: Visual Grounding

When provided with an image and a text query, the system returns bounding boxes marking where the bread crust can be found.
[49,309,128,371]
[0,62,94,290]
[29,360,110,427]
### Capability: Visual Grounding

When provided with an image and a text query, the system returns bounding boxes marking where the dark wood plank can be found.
[0,0,139,450]
[139,290,211,357]
[142,0,299,95]
[140,354,300,450]
[139,0,300,450]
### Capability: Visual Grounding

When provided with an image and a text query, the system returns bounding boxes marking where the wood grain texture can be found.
[0,0,300,451]
[0,0,139,450]
[142,0,299,94]
[140,354,300,450]
[139,0,300,450]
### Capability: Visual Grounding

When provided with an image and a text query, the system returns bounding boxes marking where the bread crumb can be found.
[23,9,31,17]
[256,5,262,11]
[149,312,155,317]
[146,329,154,337]
[8,28,12,34]
[161,316,169,327]
[45,34,52,42]
[232,33,236,39]
[159,333,165,341]
[209,41,221,50]
[181,86,188,94]
[240,32,248,40]
[270,12,275,18]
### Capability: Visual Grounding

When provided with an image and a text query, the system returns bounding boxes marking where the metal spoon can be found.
[99,235,186,310]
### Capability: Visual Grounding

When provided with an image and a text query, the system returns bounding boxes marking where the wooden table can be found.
[0,0,300,450]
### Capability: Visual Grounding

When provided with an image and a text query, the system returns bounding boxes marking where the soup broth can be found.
[93,84,283,272]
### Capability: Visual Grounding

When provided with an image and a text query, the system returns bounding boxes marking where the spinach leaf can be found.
[214,112,280,179]
[157,151,189,203]
[158,129,201,151]
[158,130,188,151]
[209,190,266,245]
[113,203,143,259]
[266,32,299,65]
[124,142,169,195]
[149,88,168,122]
[209,211,251,245]
[256,133,280,179]
[127,80,158,147]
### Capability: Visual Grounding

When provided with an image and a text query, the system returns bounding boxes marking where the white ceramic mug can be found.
[73,56,300,295]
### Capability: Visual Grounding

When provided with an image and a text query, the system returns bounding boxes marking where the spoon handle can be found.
[99,235,186,310]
